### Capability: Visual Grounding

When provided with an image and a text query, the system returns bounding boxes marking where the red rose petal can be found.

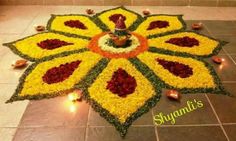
[106,68,137,97]
[64,20,88,29]
[147,20,169,30]
[165,36,199,47]
[156,58,193,78]
[42,60,81,84]
[37,39,73,50]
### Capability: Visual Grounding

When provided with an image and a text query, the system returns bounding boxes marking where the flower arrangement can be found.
[3,7,229,137]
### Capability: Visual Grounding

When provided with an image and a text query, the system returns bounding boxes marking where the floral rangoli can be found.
[3,7,229,137]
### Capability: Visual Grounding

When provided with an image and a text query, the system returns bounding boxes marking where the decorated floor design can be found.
[0,6,236,141]
[2,7,232,136]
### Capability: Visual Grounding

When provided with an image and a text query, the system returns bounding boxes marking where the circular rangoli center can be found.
[88,32,148,58]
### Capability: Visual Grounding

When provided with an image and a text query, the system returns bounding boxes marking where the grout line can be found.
[0,33,21,35]
[222,123,236,125]
[227,54,236,65]
[13,125,86,128]
[87,125,112,127]
[0,127,19,129]
[205,94,230,141]
[157,123,221,127]
[0,82,17,85]
[152,109,160,141]
[84,106,91,141]
[222,81,236,83]
[5,123,229,129]
[88,123,226,128]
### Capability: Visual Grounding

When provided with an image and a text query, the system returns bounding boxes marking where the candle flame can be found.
[68,92,80,101]
[68,93,75,101]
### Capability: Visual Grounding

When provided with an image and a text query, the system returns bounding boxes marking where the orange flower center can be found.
[88,32,148,58]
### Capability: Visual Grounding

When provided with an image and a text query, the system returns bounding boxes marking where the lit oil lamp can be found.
[67,90,82,113]
[143,9,151,16]
[166,90,181,101]
[67,90,82,102]
[212,56,225,64]
[191,22,203,30]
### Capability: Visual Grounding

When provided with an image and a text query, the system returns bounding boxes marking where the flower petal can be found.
[148,31,223,57]
[7,51,102,102]
[47,15,102,38]
[94,7,143,31]
[138,52,217,90]
[135,15,185,37]
[84,59,160,133]
[4,32,89,61]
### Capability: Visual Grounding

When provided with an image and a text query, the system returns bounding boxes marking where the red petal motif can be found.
[106,68,137,97]
[64,20,88,29]
[156,58,193,78]
[37,39,73,50]
[42,60,81,84]
[165,36,199,47]
[147,20,169,30]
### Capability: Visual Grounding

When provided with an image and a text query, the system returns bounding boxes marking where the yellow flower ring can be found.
[3,7,229,137]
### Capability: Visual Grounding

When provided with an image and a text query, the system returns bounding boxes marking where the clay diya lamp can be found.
[35,25,45,32]
[86,9,94,15]
[212,56,224,64]
[191,22,203,30]
[143,9,151,16]
[166,90,181,101]
[109,32,131,47]
[108,16,131,47]
[12,59,28,69]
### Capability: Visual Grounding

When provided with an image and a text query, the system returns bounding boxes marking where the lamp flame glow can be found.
[69,103,76,113]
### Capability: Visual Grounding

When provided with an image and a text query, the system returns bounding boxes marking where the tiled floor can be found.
[0,6,236,141]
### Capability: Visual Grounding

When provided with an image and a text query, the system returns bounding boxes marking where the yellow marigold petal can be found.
[135,15,185,37]
[138,52,216,89]
[8,32,89,61]
[88,59,156,123]
[48,15,102,37]
[19,51,102,97]
[148,32,220,56]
